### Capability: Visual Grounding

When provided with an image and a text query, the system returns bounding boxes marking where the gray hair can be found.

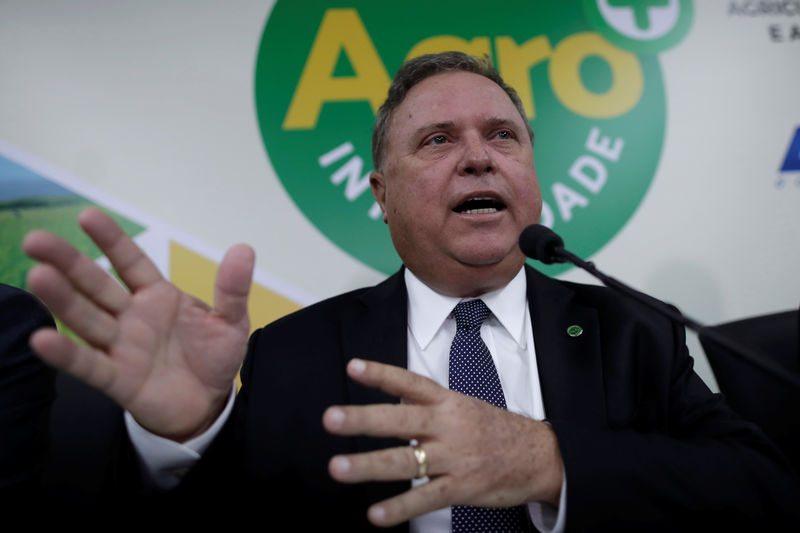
[371,51,534,172]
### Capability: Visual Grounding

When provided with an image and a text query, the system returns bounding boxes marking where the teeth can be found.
[454,195,505,214]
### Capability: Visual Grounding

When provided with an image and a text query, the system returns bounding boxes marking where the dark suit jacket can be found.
[0,283,56,503]
[112,266,798,531]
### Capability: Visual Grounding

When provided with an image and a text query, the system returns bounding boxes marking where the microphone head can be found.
[519,224,566,264]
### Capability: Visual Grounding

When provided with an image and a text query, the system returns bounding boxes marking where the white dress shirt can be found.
[126,266,565,531]
[404,268,565,533]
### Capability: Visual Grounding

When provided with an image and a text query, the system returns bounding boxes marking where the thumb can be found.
[214,243,255,324]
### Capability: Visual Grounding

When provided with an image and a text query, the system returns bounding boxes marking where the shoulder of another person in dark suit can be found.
[0,283,58,504]
[0,282,56,390]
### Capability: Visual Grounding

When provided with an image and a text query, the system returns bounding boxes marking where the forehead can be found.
[388,71,524,140]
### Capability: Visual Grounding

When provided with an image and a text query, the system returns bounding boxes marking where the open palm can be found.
[23,208,254,441]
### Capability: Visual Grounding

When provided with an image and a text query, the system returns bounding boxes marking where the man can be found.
[22,52,798,531]
[0,283,56,503]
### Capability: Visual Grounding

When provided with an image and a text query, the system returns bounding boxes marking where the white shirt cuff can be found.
[124,383,237,490]
[528,469,567,533]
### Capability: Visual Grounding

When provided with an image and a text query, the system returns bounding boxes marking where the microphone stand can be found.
[550,245,800,390]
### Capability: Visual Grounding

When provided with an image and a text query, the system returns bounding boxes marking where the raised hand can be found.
[322,358,563,527]
[22,208,255,441]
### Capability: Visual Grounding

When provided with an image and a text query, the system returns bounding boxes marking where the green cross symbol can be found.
[609,0,670,31]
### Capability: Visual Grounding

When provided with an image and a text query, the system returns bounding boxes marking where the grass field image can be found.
[0,154,144,289]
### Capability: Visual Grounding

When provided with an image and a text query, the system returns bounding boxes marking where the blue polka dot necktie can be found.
[448,299,530,533]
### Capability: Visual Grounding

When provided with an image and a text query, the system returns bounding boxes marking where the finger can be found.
[29,327,118,395]
[346,358,444,405]
[367,478,455,527]
[27,264,119,349]
[329,443,439,483]
[77,207,164,291]
[213,244,255,324]
[23,229,130,314]
[323,403,432,439]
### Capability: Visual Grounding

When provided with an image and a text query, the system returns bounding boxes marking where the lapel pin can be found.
[567,324,583,337]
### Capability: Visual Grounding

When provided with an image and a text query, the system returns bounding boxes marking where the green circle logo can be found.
[255,1,689,276]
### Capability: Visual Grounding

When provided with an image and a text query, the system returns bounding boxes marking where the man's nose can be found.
[457,136,494,176]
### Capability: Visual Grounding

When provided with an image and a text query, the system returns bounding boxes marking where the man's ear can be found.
[369,171,389,224]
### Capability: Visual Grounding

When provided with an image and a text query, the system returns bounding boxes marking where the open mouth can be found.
[453,196,506,214]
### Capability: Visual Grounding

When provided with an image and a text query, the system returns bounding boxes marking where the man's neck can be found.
[405,260,527,298]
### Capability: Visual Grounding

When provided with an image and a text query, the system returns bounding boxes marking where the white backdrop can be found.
[1,0,798,390]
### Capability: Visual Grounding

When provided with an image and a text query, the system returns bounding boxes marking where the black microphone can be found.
[518,224,800,389]
[518,224,567,265]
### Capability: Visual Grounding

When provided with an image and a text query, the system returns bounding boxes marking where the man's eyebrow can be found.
[411,117,524,141]
[484,117,520,130]
[487,116,533,142]
[412,121,456,139]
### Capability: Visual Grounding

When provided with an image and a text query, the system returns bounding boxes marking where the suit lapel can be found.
[341,268,411,509]
[525,266,607,428]
[345,268,409,407]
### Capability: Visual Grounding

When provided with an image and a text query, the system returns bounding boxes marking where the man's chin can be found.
[454,250,526,272]
[452,240,523,265]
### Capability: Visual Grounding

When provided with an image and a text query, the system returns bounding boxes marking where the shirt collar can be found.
[404,267,529,350]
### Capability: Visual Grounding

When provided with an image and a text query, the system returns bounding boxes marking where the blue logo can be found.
[780,127,800,172]
[777,126,800,187]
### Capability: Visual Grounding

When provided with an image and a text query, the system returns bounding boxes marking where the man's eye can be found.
[427,135,448,145]
[495,130,512,140]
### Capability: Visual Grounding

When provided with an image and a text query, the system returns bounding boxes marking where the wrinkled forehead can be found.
[386,71,526,146]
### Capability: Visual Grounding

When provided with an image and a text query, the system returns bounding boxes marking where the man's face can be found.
[370,71,542,297]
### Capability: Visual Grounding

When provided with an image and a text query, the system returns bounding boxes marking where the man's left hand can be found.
[322,358,563,528]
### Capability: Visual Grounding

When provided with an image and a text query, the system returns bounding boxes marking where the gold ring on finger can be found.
[411,444,428,479]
